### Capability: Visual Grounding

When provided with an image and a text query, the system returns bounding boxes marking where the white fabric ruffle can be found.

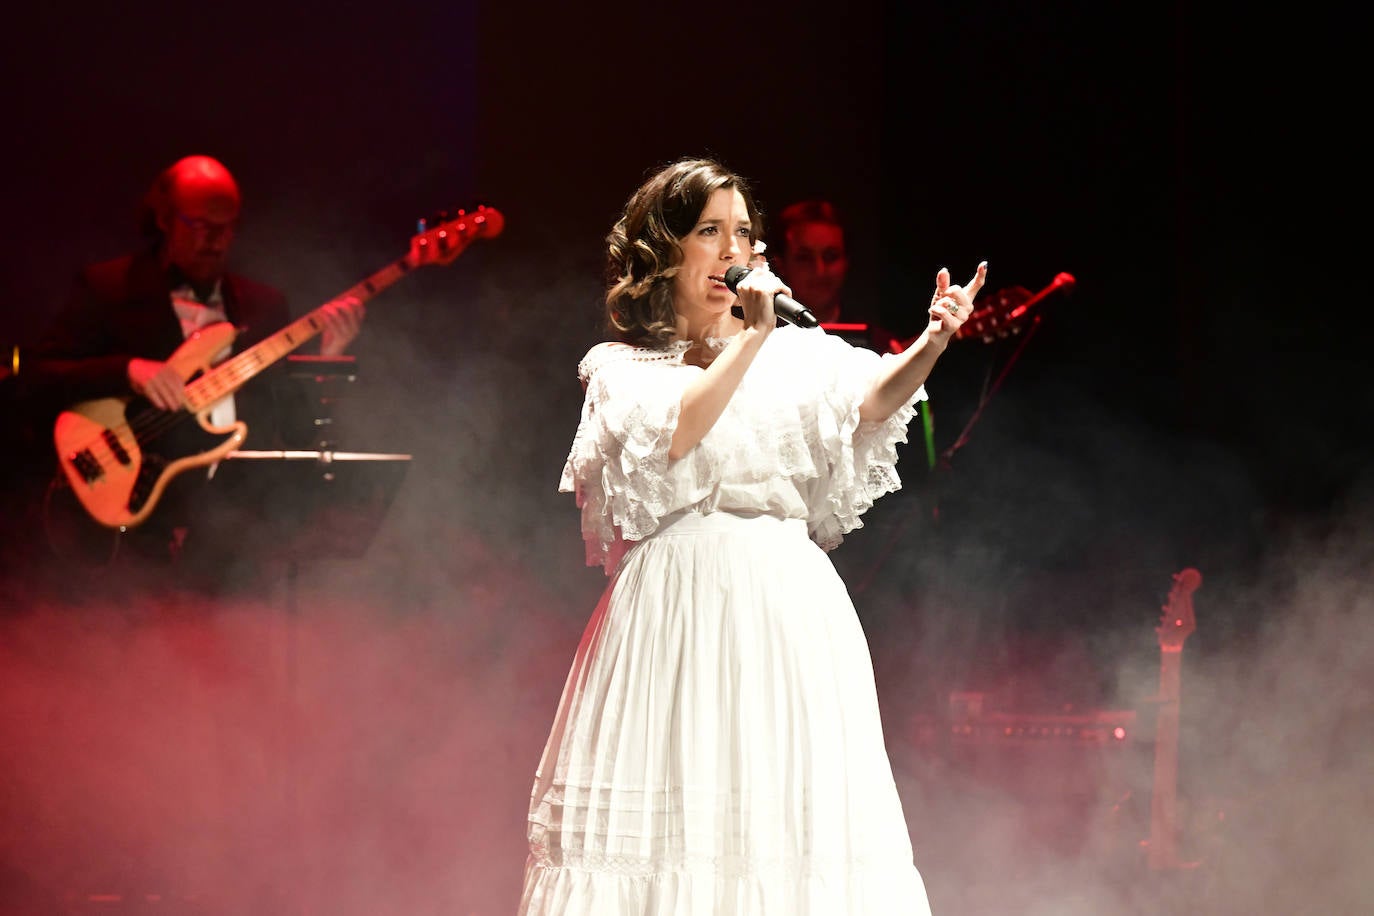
[559,326,925,573]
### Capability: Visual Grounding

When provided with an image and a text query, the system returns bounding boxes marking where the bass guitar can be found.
[52,205,504,530]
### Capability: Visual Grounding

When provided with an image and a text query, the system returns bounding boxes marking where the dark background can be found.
[1,3,1367,914]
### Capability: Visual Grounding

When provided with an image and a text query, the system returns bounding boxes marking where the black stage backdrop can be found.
[0,3,1366,915]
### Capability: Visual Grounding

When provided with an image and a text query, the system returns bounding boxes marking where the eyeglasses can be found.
[175,212,237,237]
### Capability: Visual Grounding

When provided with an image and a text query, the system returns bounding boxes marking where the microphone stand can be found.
[937,313,1043,469]
[849,271,1070,597]
[934,270,1074,470]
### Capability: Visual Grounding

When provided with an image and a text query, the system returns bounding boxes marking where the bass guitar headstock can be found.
[409,204,505,268]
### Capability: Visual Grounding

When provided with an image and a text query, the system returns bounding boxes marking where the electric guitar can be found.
[957,271,1076,343]
[950,284,1037,344]
[1147,566,1201,870]
[52,205,504,530]
[879,272,1076,356]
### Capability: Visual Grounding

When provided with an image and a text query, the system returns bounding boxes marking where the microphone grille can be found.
[722,265,751,291]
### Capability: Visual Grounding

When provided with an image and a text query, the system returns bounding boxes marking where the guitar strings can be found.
[66,323,321,463]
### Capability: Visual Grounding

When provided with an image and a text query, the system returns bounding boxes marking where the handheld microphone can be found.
[722,265,820,328]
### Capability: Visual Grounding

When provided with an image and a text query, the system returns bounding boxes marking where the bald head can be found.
[165,155,240,211]
[154,155,241,286]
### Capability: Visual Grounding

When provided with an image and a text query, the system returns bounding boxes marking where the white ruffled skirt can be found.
[519,511,932,915]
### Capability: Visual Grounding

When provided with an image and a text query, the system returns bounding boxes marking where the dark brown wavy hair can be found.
[604,157,763,346]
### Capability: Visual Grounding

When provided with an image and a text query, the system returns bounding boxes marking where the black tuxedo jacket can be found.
[24,249,300,445]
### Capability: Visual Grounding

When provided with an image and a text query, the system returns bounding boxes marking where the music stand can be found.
[196,448,410,913]
[202,449,411,563]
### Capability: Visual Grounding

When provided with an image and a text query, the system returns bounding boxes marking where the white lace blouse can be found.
[559,324,925,573]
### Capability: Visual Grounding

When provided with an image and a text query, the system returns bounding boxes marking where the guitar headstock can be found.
[409,204,505,268]
[1157,567,1201,651]
[955,284,1037,343]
